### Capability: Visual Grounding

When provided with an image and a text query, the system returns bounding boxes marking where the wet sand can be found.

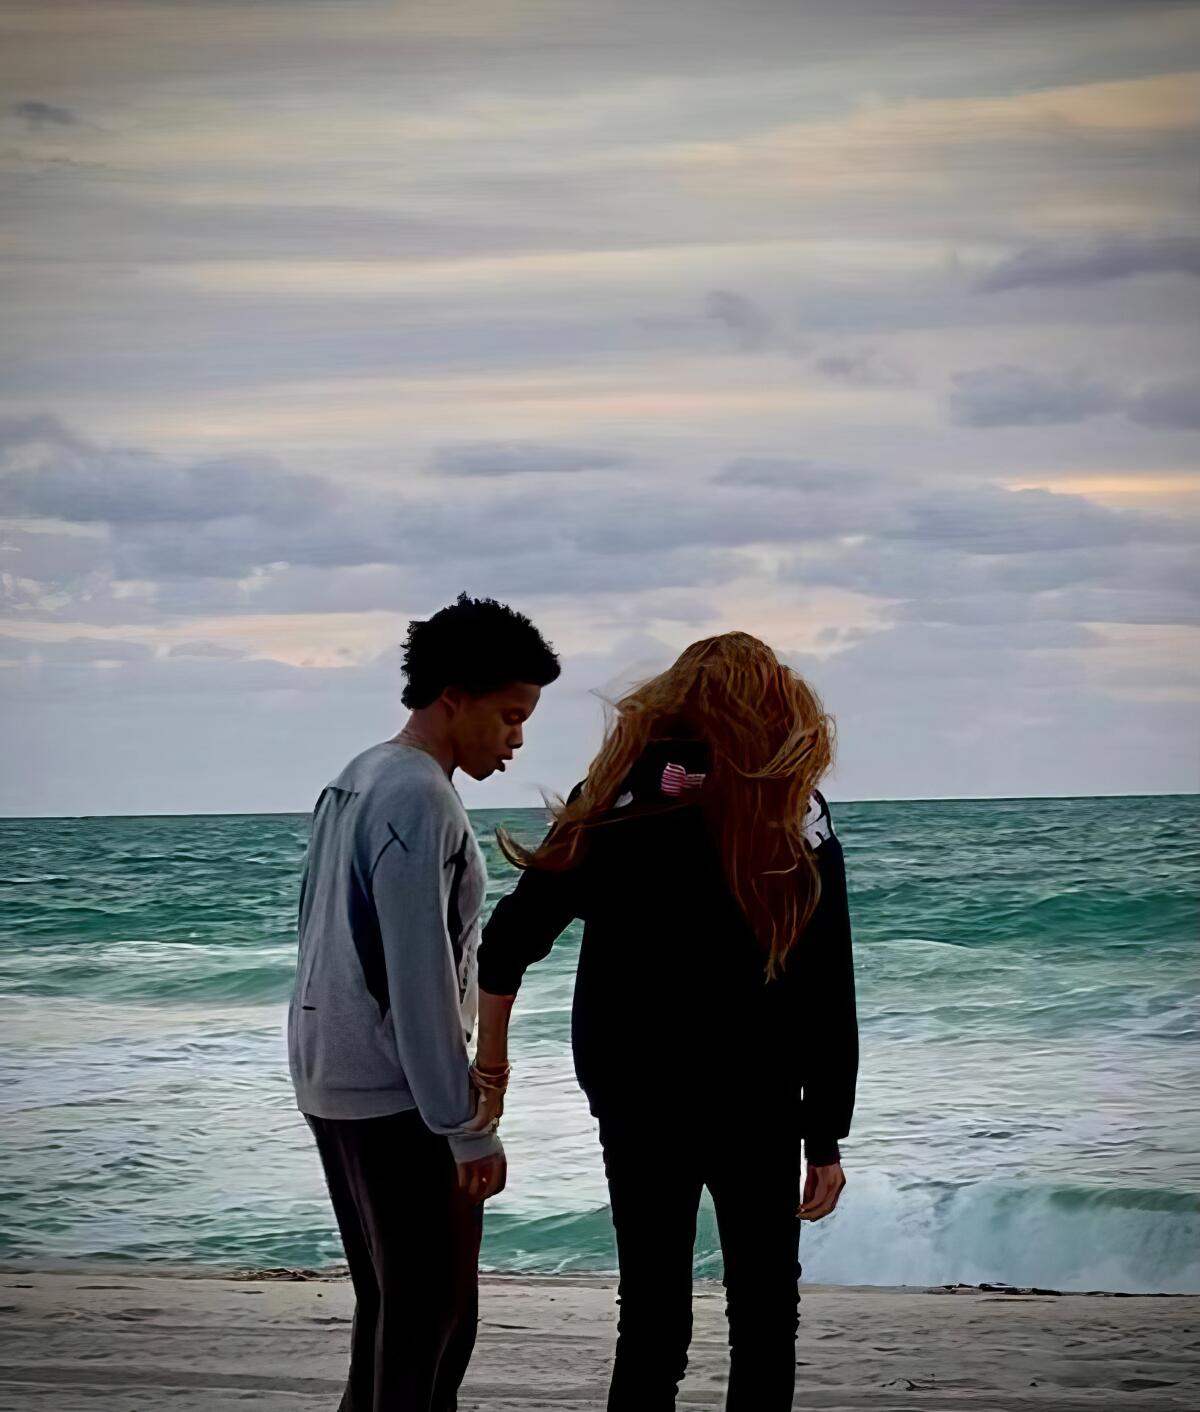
[0,1269,1196,1409]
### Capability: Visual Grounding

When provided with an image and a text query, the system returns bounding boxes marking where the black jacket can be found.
[477,738,858,1164]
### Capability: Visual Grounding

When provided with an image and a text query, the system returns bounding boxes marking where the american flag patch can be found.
[661,762,707,795]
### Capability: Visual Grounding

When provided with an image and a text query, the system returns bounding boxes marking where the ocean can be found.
[1,795,1197,1293]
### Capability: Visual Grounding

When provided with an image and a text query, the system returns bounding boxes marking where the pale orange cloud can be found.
[650,70,1200,196]
[1005,472,1200,509]
[0,611,407,667]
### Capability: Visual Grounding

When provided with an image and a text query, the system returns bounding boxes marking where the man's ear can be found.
[440,686,466,718]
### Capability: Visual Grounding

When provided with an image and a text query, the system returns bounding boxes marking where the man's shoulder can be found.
[321,742,451,813]
[352,750,464,837]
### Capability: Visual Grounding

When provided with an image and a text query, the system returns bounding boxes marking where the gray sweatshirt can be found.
[287,741,500,1162]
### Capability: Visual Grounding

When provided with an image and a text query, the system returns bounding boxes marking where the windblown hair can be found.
[501,632,834,978]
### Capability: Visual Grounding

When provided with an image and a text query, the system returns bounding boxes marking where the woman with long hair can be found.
[472,631,859,1410]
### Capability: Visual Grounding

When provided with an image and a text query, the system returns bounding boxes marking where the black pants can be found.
[305,1110,483,1412]
[599,1112,802,1412]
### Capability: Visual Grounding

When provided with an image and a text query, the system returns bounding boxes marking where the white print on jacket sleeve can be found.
[802,794,834,851]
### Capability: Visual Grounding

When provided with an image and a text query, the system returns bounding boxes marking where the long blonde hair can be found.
[501,632,834,977]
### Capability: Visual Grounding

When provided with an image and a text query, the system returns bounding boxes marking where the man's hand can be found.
[456,1151,507,1205]
[799,1160,846,1221]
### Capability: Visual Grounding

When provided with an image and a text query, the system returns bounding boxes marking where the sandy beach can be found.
[0,1269,1195,1411]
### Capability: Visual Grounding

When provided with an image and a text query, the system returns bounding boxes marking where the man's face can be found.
[447,681,542,782]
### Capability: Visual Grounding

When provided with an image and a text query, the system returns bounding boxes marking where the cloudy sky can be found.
[1,0,1198,815]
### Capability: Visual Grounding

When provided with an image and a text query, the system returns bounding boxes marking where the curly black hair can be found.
[400,592,560,709]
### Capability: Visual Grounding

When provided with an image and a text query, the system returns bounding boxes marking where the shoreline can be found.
[2,1268,1197,1409]
[2,1259,1195,1298]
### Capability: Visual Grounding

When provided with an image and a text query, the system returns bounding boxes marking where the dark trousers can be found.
[599,1113,802,1412]
[305,1110,483,1412]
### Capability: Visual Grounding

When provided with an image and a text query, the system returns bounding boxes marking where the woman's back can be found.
[480,735,855,1134]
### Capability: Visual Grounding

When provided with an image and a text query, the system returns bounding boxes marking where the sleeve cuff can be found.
[447,1129,504,1163]
[476,960,524,997]
[804,1137,841,1166]
[476,923,527,997]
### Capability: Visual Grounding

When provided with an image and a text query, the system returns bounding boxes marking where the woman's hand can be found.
[465,1058,510,1132]
[799,1160,846,1221]
[471,991,516,1134]
[465,1079,505,1132]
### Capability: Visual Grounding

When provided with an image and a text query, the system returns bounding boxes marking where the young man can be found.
[288,593,559,1412]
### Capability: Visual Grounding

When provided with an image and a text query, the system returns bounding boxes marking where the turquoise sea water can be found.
[1,795,1197,1292]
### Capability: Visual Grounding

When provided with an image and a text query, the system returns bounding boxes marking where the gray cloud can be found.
[978,235,1200,293]
[0,413,88,450]
[135,545,742,620]
[6,416,1192,632]
[3,485,752,626]
[0,420,337,527]
[1126,377,1200,430]
[12,99,79,129]
[790,533,1200,628]
[948,365,1121,427]
[947,365,1200,431]
[704,291,775,352]
[813,350,910,387]
[571,490,846,555]
[0,523,111,582]
[890,587,1199,628]
[713,458,875,491]
[0,635,153,663]
[430,442,627,478]
[1,649,372,702]
[0,419,852,590]
[166,640,247,659]
[887,486,1154,555]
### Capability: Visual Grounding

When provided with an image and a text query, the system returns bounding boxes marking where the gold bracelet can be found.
[470,1062,511,1093]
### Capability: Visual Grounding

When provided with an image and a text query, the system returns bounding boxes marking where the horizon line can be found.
[2,789,1197,822]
